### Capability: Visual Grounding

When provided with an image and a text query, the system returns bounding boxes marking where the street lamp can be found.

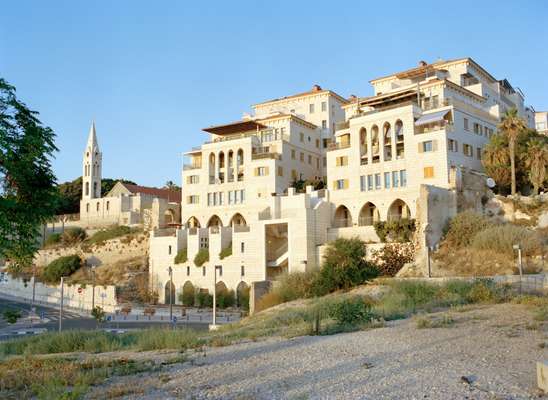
[210,265,222,331]
[167,266,173,323]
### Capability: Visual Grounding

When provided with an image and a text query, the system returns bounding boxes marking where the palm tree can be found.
[497,108,527,195]
[482,134,511,191]
[523,138,548,194]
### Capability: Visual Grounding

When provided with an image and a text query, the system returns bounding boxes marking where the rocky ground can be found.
[87,303,548,399]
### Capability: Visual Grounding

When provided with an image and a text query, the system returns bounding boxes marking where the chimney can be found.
[418,60,428,67]
[312,84,322,92]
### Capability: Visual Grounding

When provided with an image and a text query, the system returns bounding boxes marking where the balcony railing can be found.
[333,218,352,228]
[233,224,250,233]
[415,123,454,135]
[252,152,280,160]
[327,142,351,151]
[358,216,376,226]
[183,163,201,170]
[421,98,452,112]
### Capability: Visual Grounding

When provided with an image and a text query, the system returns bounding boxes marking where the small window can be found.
[424,166,435,178]
[241,242,245,253]
[321,101,327,112]
[241,265,245,276]
[336,156,348,166]
[400,170,407,187]
[367,175,373,191]
[202,266,206,276]
[392,171,400,188]
[422,141,433,152]
[106,201,110,211]
[96,203,100,212]
[86,203,90,212]
[168,245,172,255]
[464,118,469,131]
[300,152,304,162]
[187,266,190,276]
[218,266,222,277]
[360,175,366,191]
[322,120,327,129]
[384,172,391,189]
[300,132,304,142]
[333,179,348,190]
[374,173,381,190]
[315,139,320,148]
[277,166,283,176]
[291,149,296,159]
[308,155,312,164]
[309,104,315,113]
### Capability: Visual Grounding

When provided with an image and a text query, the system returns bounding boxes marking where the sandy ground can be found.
[88,303,548,400]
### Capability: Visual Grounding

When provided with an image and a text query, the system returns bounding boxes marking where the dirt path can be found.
[88,304,548,399]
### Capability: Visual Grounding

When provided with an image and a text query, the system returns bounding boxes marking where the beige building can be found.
[149,59,530,304]
[79,122,181,229]
[536,111,548,135]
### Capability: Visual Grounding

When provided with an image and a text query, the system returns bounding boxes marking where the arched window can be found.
[387,199,411,221]
[359,128,368,164]
[371,125,380,163]
[96,202,100,212]
[395,120,404,159]
[207,215,223,228]
[85,182,89,196]
[359,202,380,226]
[237,149,244,181]
[93,182,98,197]
[86,203,90,212]
[383,122,392,161]
[334,205,352,228]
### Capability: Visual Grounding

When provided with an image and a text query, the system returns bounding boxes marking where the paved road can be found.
[0,297,208,340]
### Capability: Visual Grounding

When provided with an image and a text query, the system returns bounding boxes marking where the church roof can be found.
[122,183,182,203]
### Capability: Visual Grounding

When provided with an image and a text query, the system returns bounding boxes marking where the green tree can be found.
[523,137,548,194]
[2,309,21,324]
[91,306,106,327]
[0,79,58,268]
[482,134,511,193]
[497,108,527,195]
[164,180,181,191]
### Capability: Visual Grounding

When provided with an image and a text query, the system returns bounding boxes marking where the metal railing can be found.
[333,218,352,228]
[327,142,351,151]
[421,98,452,112]
[183,163,201,170]
[358,216,375,226]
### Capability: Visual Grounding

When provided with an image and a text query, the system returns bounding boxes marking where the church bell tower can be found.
[82,121,102,199]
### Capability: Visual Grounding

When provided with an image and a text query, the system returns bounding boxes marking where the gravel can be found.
[95,304,548,399]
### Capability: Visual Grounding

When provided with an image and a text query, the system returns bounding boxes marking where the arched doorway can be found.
[207,215,223,228]
[236,281,249,308]
[387,199,411,221]
[186,216,201,228]
[334,205,352,228]
[164,281,175,305]
[358,202,380,226]
[230,213,247,227]
[164,209,176,226]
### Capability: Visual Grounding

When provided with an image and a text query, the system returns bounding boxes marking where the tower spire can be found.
[87,120,99,149]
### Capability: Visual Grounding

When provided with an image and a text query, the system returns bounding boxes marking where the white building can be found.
[149,59,530,304]
[535,111,548,135]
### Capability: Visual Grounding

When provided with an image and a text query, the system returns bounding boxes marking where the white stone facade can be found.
[150,58,531,303]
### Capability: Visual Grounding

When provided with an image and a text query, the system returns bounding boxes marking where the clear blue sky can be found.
[1,0,547,187]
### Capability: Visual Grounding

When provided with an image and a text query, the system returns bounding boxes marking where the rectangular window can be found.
[168,245,172,255]
[291,169,297,180]
[335,179,344,190]
[291,149,296,159]
[360,175,366,191]
[187,195,199,204]
[315,139,320,148]
[300,152,304,162]
[321,101,327,112]
[202,266,206,276]
[316,158,320,169]
[309,104,315,113]
[421,140,433,152]
[384,172,390,189]
[219,192,224,205]
[374,173,381,190]
[323,138,330,148]
[473,122,481,135]
[300,132,304,142]
[308,154,312,164]
[187,175,199,184]
[228,191,234,204]
[400,170,407,187]
[255,167,268,176]
[336,156,348,166]
[476,147,482,159]
[367,175,373,191]
[323,156,327,167]
[240,190,245,202]
[187,266,190,276]
[277,166,283,176]
[322,120,327,129]
[106,201,109,211]
[424,166,435,178]
[241,242,245,253]
[392,171,399,188]
[448,139,458,152]
[463,143,473,157]
[241,265,245,276]
[464,118,469,131]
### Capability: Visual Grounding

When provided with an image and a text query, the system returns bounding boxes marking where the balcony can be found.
[327,142,351,151]
[415,123,454,135]
[421,98,451,112]
[252,152,280,160]
[183,163,202,170]
[335,120,350,131]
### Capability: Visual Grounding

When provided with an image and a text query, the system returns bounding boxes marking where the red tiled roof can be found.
[122,183,181,203]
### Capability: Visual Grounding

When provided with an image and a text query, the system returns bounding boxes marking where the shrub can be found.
[174,248,187,264]
[194,248,209,267]
[442,211,493,248]
[329,297,375,326]
[217,289,235,308]
[238,286,250,311]
[61,227,86,244]
[42,255,82,283]
[196,291,213,308]
[3,309,21,324]
[179,282,195,306]
[44,233,61,247]
[371,244,414,276]
[219,243,232,260]
[471,224,541,256]
[374,219,416,243]
[86,225,138,246]
[313,237,378,295]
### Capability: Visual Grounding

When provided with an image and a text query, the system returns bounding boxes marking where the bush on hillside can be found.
[471,224,541,256]
[194,249,209,267]
[371,244,415,276]
[374,219,416,243]
[313,237,378,295]
[42,255,82,283]
[219,243,232,260]
[174,248,188,264]
[61,227,86,244]
[179,282,195,306]
[86,225,139,246]
[329,296,375,326]
[44,233,62,248]
[238,286,250,311]
[442,211,493,248]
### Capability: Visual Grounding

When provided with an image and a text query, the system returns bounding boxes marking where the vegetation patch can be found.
[414,313,455,329]
[193,248,209,267]
[84,225,141,248]
[174,248,187,264]
[373,219,415,243]
[219,243,232,260]
[371,244,414,276]
[470,224,542,256]
[42,254,82,283]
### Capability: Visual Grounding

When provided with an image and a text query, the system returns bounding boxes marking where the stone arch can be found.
[164,209,176,225]
[387,199,411,221]
[359,202,380,226]
[359,127,368,162]
[207,214,223,228]
[209,152,216,182]
[383,122,392,161]
[371,125,380,161]
[164,280,175,305]
[236,281,249,307]
[215,281,228,293]
[230,213,247,227]
[395,119,404,159]
[334,204,352,228]
[186,216,201,228]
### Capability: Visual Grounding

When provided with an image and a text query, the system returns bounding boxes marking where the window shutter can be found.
[264,167,269,175]
[254,168,258,176]
[332,181,337,190]
[343,179,349,189]
[418,143,424,153]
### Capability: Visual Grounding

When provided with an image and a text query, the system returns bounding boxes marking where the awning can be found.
[415,110,450,126]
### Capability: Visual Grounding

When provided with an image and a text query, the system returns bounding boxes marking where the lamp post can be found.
[210,265,222,331]
[168,266,173,323]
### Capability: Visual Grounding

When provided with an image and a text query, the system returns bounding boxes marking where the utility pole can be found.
[168,266,173,323]
[210,265,222,330]
[59,276,64,332]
